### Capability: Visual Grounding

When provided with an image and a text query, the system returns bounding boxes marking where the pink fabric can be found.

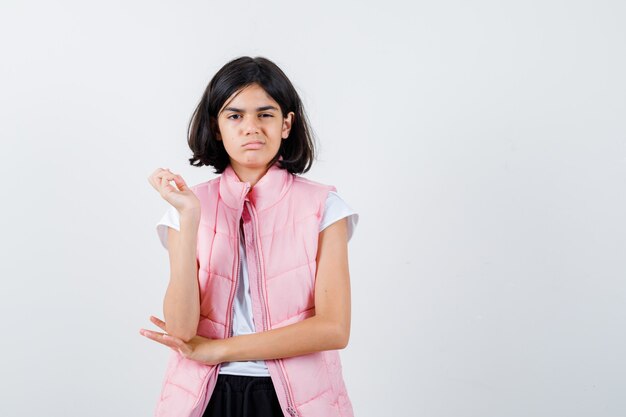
[154,159,354,417]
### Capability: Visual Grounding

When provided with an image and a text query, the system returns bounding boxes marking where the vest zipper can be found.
[229,184,250,337]
[228,183,249,338]
[245,200,300,417]
[228,219,243,338]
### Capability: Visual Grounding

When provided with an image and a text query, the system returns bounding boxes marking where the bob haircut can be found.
[187,56,316,174]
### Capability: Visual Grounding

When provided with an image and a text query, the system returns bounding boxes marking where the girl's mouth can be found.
[243,142,264,150]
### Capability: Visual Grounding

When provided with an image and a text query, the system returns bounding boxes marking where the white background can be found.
[1,1,625,416]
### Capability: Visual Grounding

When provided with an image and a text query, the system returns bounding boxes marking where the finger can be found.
[140,328,193,357]
[142,335,178,353]
[160,175,177,193]
[148,169,159,188]
[148,168,169,189]
[139,329,179,350]
[156,172,179,182]
[139,329,191,354]
[172,175,189,192]
[150,315,167,331]
[150,168,176,179]
[149,168,166,178]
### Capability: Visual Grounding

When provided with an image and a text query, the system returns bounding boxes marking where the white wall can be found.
[1,0,624,416]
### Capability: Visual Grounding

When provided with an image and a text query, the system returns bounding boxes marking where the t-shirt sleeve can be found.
[319,191,359,242]
[155,205,180,250]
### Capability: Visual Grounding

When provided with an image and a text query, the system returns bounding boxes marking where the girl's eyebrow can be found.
[223,105,279,113]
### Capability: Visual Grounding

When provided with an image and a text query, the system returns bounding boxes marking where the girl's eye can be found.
[227,114,273,120]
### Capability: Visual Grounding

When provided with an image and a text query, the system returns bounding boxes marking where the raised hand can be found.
[147,168,200,213]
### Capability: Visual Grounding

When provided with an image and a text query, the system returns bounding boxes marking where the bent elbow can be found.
[338,334,349,349]
[165,324,197,343]
[319,316,350,350]
[334,326,350,350]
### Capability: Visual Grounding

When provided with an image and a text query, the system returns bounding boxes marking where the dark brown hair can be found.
[187,56,316,174]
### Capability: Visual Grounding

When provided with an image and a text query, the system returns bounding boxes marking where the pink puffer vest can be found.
[154,159,354,417]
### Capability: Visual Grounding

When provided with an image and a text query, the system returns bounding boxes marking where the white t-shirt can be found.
[156,190,359,376]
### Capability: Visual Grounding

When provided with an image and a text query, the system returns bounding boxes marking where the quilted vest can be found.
[154,159,355,417]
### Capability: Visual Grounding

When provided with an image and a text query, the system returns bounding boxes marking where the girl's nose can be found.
[243,118,260,134]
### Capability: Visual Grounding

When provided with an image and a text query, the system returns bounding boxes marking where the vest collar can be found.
[219,156,294,211]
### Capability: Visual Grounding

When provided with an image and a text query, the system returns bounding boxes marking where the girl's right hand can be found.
[148,168,200,214]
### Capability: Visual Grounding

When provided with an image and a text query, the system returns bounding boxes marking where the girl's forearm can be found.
[217,315,348,362]
[163,211,201,342]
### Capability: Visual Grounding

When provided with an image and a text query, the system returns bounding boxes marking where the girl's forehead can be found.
[219,84,278,114]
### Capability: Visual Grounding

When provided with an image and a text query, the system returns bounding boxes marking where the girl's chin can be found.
[231,157,274,169]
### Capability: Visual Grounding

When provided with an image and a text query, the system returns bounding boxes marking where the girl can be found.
[140,56,359,417]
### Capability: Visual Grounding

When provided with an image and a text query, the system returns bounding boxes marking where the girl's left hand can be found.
[139,316,225,366]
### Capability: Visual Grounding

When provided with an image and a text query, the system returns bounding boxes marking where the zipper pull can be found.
[286,406,298,417]
[243,188,251,204]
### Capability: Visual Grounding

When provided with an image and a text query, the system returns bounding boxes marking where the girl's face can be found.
[216,83,294,175]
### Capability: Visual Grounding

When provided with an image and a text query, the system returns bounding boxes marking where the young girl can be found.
[140,56,359,417]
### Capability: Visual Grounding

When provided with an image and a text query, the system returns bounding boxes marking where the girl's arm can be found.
[162,209,201,342]
[218,217,351,361]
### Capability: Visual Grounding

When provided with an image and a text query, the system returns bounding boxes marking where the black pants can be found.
[202,374,284,417]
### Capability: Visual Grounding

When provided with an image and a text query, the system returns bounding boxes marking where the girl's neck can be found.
[229,162,270,189]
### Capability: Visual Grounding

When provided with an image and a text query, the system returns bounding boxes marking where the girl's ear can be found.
[282,111,295,139]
